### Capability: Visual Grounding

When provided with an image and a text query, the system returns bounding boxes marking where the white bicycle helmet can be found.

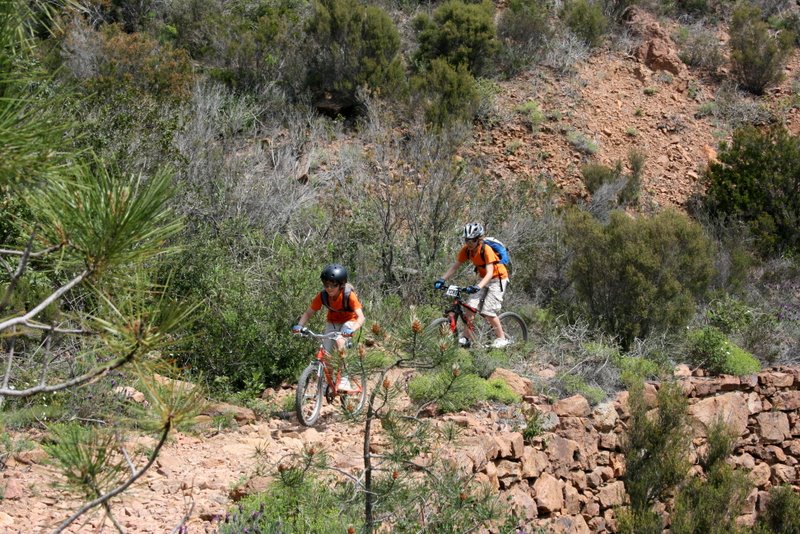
[462,222,485,240]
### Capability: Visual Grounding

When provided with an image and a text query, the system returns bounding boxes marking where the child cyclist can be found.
[292,264,365,390]
[434,222,510,348]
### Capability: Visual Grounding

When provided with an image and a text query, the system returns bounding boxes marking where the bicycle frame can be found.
[305,332,362,397]
[440,286,481,337]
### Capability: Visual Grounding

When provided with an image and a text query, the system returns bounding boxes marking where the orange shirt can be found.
[457,243,509,280]
[310,288,362,324]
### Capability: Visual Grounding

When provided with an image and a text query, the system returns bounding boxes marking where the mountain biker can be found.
[292,264,365,389]
[434,222,510,348]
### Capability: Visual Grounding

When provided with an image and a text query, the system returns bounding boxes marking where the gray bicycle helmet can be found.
[462,222,485,240]
[321,263,348,284]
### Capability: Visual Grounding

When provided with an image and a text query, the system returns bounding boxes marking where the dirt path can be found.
[0,396,369,534]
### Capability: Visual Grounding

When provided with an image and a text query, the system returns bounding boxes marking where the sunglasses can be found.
[322,281,341,289]
[464,238,480,243]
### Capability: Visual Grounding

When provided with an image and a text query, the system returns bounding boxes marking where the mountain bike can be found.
[428,285,528,348]
[294,328,367,426]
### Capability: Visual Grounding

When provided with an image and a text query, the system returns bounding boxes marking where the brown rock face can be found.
[555,395,591,417]
[534,472,564,514]
[688,392,750,437]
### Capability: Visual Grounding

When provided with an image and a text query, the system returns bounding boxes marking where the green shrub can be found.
[166,226,322,392]
[616,355,662,386]
[705,125,800,256]
[305,0,404,100]
[676,24,724,73]
[516,101,545,132]
[729,3,794,95]
[567,130,599,154]
[622,380,690,514]
[484,378,522,404]
[561,0,608,48]
[705,295,753,334]
[496,0,552,74]
[557,374,605,404]
[755,485,800,534]
[413,0,499,76]
[566,210,715,348]
[407,371,486,412]
[671,421,751,534]
[580,161,621,194]
[218,475,356,533]
[686,326,760,376]
[411,59,480,128]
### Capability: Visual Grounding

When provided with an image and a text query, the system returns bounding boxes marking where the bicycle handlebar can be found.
[295,328,351,339]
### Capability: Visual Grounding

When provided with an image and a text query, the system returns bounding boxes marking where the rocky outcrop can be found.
[445,367,800,532]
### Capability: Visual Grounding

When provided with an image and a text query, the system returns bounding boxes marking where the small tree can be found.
[705,125,800,256]
[304,0,404,102]
[413,0,499,77]
[671,420,752,534]
[411,58,480,128]
[565,209,715,348]
[618,380,690,533]
[729,3,794,95]
[561,0,608,48]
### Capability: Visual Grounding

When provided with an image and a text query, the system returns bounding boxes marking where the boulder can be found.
[687,392,749,437]
[489,368,533,397]
[534,472,564,514]
[555,395,591,417]
[756,412,791,443]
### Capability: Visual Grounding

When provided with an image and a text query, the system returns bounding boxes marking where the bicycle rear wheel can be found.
[499,312,528,345]
[296,362,324,426]
[340,359,368,417]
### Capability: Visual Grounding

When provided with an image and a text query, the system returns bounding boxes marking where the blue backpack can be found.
[480,237,512,275]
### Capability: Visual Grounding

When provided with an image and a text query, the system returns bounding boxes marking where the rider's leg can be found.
[463,309,476,341]
[485,314,506,339]
[480,279,508,339]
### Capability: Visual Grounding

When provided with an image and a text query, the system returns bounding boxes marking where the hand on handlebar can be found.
[434,278,446,290]
[291,324,303,334]
[465,285,481,294]
[341,326,355,337]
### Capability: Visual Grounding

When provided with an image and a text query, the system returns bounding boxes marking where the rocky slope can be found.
[2,366,800,533]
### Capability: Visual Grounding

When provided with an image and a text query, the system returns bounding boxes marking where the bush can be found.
[407,371,486,412]
[411,59,480,128]
[561,0,608,48]
[557,373,605,404]
[675,24,724,74]
[622,380,690,515]
[729,3,794,95]
[166,226,322,392]
[580,161,621,194]
[566,209,715,348]
[413,0,499,77]
[484,377,522,404]
[686,326,760,376]
[88,25,194,102]
[304,0,404,101]
[496,0,553,74]
[670,421,751,534]
[218,476,356,533]
[704,125,800,256]
[755,485,800,534]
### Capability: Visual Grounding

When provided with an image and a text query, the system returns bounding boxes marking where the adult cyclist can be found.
[434,223,510,348]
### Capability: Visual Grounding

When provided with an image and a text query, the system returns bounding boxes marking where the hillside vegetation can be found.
[1,0,800,530]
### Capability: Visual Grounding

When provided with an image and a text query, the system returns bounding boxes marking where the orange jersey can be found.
[310,288,362,324]
[457,243,509,280]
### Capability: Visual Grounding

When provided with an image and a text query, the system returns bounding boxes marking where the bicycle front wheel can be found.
[340,359,368,417]
[499,312,528,345]
[426,316,457,342]
[296,362,324,426]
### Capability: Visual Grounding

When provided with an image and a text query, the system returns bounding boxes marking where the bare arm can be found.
[440,260,462,281]
[477,263,494,289]
[351,308,366,330]
[297,306,316,327]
